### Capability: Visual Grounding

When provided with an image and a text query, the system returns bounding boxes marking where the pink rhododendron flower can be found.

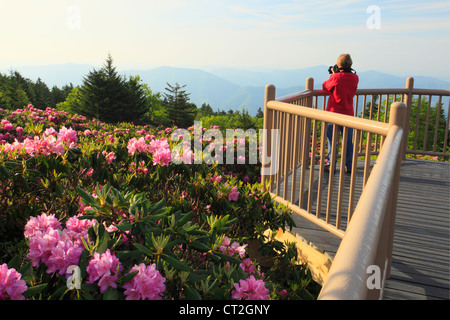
[86,167,94,177]
[86,249,123,293]
[232,275,270,300]
[220,236,247,258]
[102,151,116,164]
[123,263,166,300]
[25,213,94,275]
[3,123,14,131]
[24,213,62,239]
[1,126,77,158]
[127,137,173,166]
[27,228,62,267]
[240,258,257,275]
[228,186,239,201]
[0,264,28,300]
[152,145,172,166]
[64,214,96,247]
[46,239,83,276]
[43,127,58,137]
[57,126,78,148]
[127,137,148,155]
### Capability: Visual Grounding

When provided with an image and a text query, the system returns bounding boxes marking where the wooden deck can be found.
[278,159,450,300]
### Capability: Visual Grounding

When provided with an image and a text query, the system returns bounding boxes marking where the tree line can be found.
[0,71,73,110]
[0,55,263,130]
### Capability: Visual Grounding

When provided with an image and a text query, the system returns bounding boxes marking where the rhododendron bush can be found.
[0,105,320,300]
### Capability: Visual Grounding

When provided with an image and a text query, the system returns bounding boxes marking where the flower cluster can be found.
[0,264,28,300]
[127,136,172,166]
[86,249,123,293]
[0,105,306,300]
[1,126,78,157]
[24,213,94,276]
[231,275,270,300]
[23,213,167,299]
[220,236,247,258]
[123,263,166,300]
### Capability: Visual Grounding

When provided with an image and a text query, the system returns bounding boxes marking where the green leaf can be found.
[175,211,193,228]
[120,270,139,285]
[23,283,48,299]
[49,285,69,300]
[103,288,120,300]
[190,241,210,252]
[77,214,95,220]
[184,285,202,300]
[215,252,242,265]
[77,187,96,205]
[134,243,154,256]
[56,183,63,199]
[97,224,110,254]
[80,283,99,292]
[116,221,133,231]
[162,254,192,271]
[149,198,169,215]
[7,255,21,270]
[0,165,10,178]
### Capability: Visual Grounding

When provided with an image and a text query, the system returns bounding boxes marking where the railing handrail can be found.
[318,123,404,300]
[267,100,390,136]
[277,87,450,103]
[274,78,450,159]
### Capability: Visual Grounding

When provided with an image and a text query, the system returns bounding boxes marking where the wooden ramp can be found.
[279,159,450,300]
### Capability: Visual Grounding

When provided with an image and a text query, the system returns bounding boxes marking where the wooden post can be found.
[261,84,276,190]
[302,78,314,172]
[384,101,407,279]
[402,77,414,159]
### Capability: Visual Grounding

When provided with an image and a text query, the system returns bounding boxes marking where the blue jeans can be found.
[326,124,353,168]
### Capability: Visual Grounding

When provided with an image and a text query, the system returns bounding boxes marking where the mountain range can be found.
[2,63,449,116]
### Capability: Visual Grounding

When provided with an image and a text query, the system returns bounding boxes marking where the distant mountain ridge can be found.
[2,63,449,115]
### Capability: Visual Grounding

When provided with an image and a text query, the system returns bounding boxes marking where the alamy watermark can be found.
[366,265,382,290]
[367,5,381,30]
[170,121,279,176]
[67,4,81,30]
[66,265,81,290]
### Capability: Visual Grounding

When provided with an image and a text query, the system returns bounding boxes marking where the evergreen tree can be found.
[408,97,448,152]
[255,107,264,118]
[200,103,214,117]
[33,78,52,109]
[0,72,29,109]
[123,76,151,123]
[163,83,197,128]
[73,54,149,123]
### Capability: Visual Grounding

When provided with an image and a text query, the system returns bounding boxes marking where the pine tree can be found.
[163,83,197,128]
[123,76,151,124]
[33,78,52,109]
[73,54,149,123]
[0,72,30,109]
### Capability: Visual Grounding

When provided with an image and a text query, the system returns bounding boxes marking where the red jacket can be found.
[322,72,359,116]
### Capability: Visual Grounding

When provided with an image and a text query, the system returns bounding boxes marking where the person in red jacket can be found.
[322,53,359,173]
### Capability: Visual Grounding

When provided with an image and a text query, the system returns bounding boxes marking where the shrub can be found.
[0,105,319,300]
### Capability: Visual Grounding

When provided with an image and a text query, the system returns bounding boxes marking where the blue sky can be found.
[0,0,449,80]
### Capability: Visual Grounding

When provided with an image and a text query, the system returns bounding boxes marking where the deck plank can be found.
[278,159,450,300]
[384,160,449,300]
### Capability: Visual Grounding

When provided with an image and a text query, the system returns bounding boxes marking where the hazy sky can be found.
[0,0,449,80]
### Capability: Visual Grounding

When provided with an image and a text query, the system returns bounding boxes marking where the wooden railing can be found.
[261,78,416,299]
[276,77,450,159]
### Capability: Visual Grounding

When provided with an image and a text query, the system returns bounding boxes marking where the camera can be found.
[328,64,340,74]
[328,64,356,74]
